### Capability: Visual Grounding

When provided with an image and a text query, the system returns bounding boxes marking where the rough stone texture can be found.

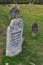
[6,18,23,56]
[9,5,20,19]
[5,63,9,65]
[29,62,35,65]
[32,23,38,36]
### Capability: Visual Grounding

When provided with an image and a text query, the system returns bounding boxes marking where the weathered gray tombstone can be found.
[32,23,38,37]
[6,18,23,56]
[9,4,20,19]
[28,2,32,6]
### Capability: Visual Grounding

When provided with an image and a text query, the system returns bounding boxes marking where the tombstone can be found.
[9,4,20,19]
[5,63,9,65]
[6,18,23,56]
[29,62,35,65]
[28,2,32,6]
[32,23,38,37]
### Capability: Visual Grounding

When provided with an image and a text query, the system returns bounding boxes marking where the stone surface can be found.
[29,62,35,65]
[6,18,23,56]
[5,63,9,65]
[32,23,38,36]
[9,5,20,19]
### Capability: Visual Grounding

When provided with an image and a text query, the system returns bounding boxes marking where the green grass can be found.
[0,4,43,65]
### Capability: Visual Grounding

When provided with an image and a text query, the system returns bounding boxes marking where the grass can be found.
[0,4,43,65]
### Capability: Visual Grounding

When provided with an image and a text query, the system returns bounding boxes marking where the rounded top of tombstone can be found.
[32,23,38,28]
[10,18,23,26]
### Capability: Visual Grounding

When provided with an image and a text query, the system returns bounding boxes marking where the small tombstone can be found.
[28,2,32,6]
[32,23,38,37]
[5,63,9,65]
[29,62,35,65]
[9,4,20,19]
[6,18,23,56]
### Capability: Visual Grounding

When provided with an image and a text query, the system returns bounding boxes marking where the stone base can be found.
[6,18,23,56]
[6,38,23,56]
[6,47,22,56]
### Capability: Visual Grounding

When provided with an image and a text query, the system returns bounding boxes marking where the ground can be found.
[0,4,43,65]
